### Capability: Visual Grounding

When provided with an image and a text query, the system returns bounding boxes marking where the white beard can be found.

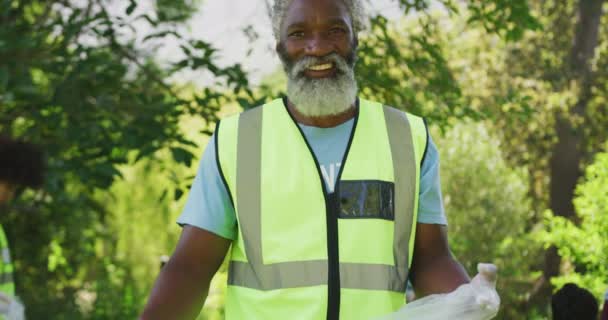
[285,53,358,117]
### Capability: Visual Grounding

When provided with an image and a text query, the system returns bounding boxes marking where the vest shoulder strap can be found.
[382,105,428,167]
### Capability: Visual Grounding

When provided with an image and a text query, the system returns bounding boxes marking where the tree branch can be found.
[94,0,184,103]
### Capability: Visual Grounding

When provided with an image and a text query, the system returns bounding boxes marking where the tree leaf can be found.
[174,188,184,201]
[126,0,137,15]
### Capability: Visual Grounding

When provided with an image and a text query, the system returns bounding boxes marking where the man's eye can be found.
[288,31,304,38]
[329,27,346,34]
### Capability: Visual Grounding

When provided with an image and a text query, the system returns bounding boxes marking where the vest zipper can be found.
[282,97,360,320]
[325,192,341,320]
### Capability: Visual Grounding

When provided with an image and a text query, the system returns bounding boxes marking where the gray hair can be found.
[270,0,367,42]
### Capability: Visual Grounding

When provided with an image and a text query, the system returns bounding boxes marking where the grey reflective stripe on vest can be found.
[229,260,328,290]
[236,108,264,266]
[228,105,416,293]
[383,106,417,290]
[1,248,10,264]
[229,260,406,291]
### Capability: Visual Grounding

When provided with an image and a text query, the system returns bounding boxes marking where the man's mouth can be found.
[303,62,337,78]
[307,63,333,71]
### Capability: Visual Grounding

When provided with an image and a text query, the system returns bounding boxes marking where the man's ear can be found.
[353,36,359,49]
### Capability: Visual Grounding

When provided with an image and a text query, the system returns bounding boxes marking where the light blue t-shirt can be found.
[177,118,447,240]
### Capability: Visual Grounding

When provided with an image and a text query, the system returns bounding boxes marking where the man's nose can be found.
[304,34,333,57]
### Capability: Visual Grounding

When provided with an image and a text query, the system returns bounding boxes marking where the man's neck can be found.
[286,99,357,128]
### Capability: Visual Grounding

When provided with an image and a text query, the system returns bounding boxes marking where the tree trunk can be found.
[545,0,604,291]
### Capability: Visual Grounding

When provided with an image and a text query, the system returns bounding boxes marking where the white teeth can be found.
[308,63,333,71]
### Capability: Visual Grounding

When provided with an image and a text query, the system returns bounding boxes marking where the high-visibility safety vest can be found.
[216,98,428,320]
[0,225,15,296]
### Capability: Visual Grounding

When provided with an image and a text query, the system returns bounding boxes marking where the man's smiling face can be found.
[277,0,359,117]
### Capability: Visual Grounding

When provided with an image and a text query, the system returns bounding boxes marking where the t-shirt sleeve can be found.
[416,134,448,225]
[176,134,238,240]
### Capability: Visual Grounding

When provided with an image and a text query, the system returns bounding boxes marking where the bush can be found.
[436,121,542,319]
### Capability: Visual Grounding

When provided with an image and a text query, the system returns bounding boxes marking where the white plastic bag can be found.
[0,292,25,320]
[375,263,500,320]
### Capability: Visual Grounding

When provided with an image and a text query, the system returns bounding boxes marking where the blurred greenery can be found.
[0,0,255,318]
[436,122,539,319]
[538,143,608,303]
[0,0,606,319]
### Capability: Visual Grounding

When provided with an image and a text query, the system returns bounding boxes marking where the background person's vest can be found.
[216,98,427,320]
[0,226,14,296]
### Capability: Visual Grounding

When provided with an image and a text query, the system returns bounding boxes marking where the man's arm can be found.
[409,223,470,297]
[140,226,231,320]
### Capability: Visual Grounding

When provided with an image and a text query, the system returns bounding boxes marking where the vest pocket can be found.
[337,180,395,220]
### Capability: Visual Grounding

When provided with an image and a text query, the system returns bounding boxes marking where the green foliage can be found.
[0,0,256,318]
[155,0,200,23]
[456,0,608,207]
[356,14,465,127]
[394,0,541,41]
[89,116,209,318]
[356,0,540,129]
[441,2,607,308]
[464,0,542,41]
[86,154,189,318]
[436,122,542,319]
[537,143,608,301]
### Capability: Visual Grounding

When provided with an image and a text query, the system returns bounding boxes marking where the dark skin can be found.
[410,224,470,297]
[280,0,358,128]
[140,226,230,320]
[0,182,16,204]
[140,0,469,318]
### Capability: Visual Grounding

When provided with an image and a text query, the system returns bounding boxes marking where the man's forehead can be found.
[283,0,352,27]
[286,16,350,28]
[285,0,348,9]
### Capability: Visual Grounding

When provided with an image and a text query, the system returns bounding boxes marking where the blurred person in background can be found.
[0,135,45,319]
[601,288,608,320]
[551,283,598,320]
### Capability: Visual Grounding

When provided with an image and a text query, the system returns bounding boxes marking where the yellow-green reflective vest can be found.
[216,98,427,320]
[0,225,15,296]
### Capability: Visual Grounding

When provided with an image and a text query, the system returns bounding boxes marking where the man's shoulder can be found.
[361,98,424,123]
[220,98,283,123]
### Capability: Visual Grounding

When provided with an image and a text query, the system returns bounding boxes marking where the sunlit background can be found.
[1,0,607,319]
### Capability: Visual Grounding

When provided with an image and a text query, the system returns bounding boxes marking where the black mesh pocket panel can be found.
[337,180,394,220]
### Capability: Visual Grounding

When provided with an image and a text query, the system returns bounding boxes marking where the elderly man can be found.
[141,0,470,319]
